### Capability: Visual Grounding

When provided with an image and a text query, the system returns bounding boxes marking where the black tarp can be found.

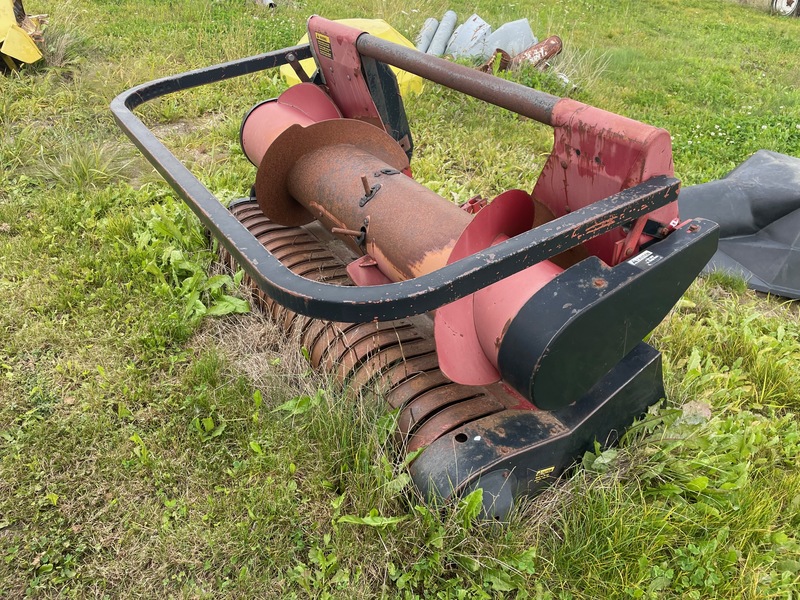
[678,150,800,299]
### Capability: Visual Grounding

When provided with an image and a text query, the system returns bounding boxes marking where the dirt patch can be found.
[150,113,225,139]
[189,289,323,401]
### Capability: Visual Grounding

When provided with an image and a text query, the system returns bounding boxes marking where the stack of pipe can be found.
[414,10,537,60]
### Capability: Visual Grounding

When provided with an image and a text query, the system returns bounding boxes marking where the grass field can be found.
[2,0,800,597]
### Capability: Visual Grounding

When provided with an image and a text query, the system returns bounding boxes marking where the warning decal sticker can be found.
[315,32,333,59]
[534,466,555,482]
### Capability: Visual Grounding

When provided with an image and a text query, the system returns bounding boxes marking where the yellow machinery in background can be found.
[279,18,424,97]
[1,0,44,71]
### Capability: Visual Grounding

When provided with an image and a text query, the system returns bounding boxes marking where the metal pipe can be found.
[415,17,439,53]
[426,10,457,56]
[356,33,560,125]
[287,143,471,282]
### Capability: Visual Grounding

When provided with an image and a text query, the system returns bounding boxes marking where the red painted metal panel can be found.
[307,16,385,130]
[532,98,680,266]
[434,190,562,386]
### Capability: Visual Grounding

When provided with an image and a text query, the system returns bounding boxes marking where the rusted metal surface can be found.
[397,385,485,438]
[325,323,422,372]
[339,339,435,384]
[309,322,357,367]
[240,83,341,167]
[405,396,506,453]
[509,36,563,70]
[334,327,423,375]
[532,98,680,266]
[477,49,511,74]
[255,118,410,227]
[313,320,411,371]
[348,345,438,390]
[386,370,450,410]
[281,135,472,282]
[269,241,328,261]
[221,204,353,334]
[354,27,560,125]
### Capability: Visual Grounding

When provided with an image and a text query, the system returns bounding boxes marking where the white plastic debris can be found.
[483,19,536,58]
[444,13,492,59]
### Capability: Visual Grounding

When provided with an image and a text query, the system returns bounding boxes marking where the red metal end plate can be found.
[241,83,342,167]
[434,189,536,386]
[255,118,410,227]
[532,97,678,266]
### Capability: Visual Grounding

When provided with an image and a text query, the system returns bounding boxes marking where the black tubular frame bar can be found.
[111,35,680,323]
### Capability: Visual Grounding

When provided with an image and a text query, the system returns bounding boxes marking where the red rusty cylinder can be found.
[255,116,471,282]
[287,142,472,281]
[240,83,342,167]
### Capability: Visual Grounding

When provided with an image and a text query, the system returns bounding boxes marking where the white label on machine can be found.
[627,250,663,269]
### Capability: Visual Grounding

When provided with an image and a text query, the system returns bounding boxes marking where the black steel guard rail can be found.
[111,36,680,323]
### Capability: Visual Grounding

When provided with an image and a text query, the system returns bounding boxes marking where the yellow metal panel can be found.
[0,0,17,32]
[1,23,42,64]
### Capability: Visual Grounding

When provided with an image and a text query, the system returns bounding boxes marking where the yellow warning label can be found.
[315,32,333,59]
[534,466,555,482]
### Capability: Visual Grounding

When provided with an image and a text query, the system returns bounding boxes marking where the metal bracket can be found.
[359,183,381,207]
[285,51,311,82]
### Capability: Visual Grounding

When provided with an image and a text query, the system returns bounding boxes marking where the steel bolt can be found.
[331,227,363,238]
